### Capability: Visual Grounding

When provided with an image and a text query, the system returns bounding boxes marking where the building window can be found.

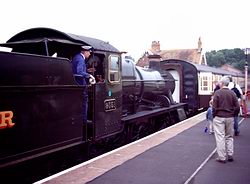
[199,72,212,94]
[201,76,208,91]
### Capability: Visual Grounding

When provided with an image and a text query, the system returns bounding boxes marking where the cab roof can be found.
[0,27,120,53]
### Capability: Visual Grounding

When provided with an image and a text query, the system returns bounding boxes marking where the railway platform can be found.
[35,112,250,184]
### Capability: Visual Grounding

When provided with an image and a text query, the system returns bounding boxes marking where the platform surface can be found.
[36,112,250,184]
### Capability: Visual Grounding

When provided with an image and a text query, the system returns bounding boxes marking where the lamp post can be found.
[245,48,249,95]
[243,48,249,117]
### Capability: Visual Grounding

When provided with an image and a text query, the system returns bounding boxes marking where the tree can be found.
[206,48,247,72]
[206,50,226,67]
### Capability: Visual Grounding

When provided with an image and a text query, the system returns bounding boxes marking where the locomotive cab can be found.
[0,28,124,175]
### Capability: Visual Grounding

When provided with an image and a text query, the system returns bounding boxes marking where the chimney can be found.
[148,54,162,69]
[198,37,202,53]
[151,41,161,52]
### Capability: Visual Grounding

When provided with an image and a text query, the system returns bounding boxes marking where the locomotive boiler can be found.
[122,56,176,115]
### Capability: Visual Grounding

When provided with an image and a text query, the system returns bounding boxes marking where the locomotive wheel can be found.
[155,95,170,107]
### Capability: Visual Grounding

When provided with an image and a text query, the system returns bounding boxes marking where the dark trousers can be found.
[234,116,240,135]
[83,89,88,123]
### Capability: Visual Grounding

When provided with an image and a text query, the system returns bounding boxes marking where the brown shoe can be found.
[228,155,234,162]
[216,158,226,163]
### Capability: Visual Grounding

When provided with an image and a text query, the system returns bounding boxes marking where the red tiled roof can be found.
[137,49,205,67]
[159,49,202,64]
[137,39,206,67]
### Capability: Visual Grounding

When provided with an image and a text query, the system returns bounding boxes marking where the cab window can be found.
[108,55,120,83]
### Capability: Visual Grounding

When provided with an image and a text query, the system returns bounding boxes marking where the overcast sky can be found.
[1,0,249,60]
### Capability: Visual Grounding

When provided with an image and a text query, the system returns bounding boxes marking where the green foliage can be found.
[206,48,249,72]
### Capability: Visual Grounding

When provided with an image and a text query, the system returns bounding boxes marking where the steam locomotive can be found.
[0,27,188,182]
